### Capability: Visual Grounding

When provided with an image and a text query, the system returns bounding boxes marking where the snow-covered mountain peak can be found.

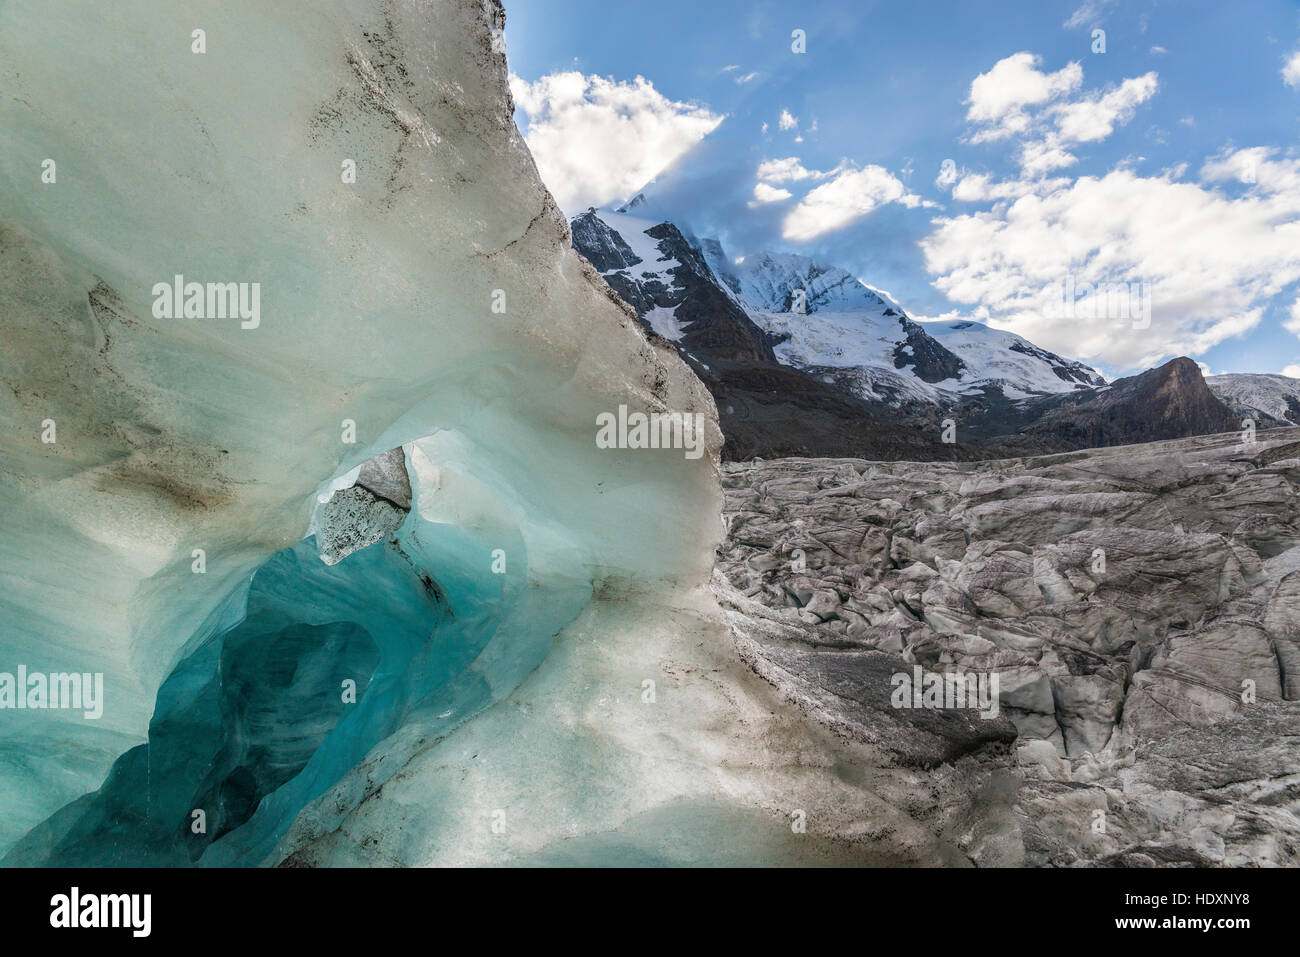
[697,245,888,315]
[924,320,1107,395]
[1207,373,1300,426]
[571,207,1107,408]
[616,192,650,212]
[569,208,776,361]
[571,208,678,279]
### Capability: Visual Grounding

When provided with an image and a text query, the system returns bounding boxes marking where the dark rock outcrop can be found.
[568,209,643,272]
[1011,357,1243,451]
[894,316,966,384]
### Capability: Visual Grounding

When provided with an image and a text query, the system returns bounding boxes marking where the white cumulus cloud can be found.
[782,166,923,241]
[509,71,723,213]
[750,182,793,205]
[757,156,826,184]
[957,55,1159,184]
[966,53,1083,141]
[1284,50,1300,89]
[1052,72,1159,143]
[1285,297,1300,335]
[922,154,1300,370]
[952,172,1069,202]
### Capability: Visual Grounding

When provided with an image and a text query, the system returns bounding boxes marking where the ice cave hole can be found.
[7,439,589,866]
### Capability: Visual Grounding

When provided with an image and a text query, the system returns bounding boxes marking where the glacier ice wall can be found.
[0,0,725,861]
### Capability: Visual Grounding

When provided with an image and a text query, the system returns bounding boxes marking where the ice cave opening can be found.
[4,434,595,867]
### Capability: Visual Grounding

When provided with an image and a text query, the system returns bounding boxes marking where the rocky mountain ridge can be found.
[570,206,1249,461]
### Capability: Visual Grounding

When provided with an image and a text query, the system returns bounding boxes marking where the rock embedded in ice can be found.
[313,485,407,566]
[355,447,412,510]
[312,446,413,565]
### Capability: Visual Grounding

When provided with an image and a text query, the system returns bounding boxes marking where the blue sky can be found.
[504,0,1300,379]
